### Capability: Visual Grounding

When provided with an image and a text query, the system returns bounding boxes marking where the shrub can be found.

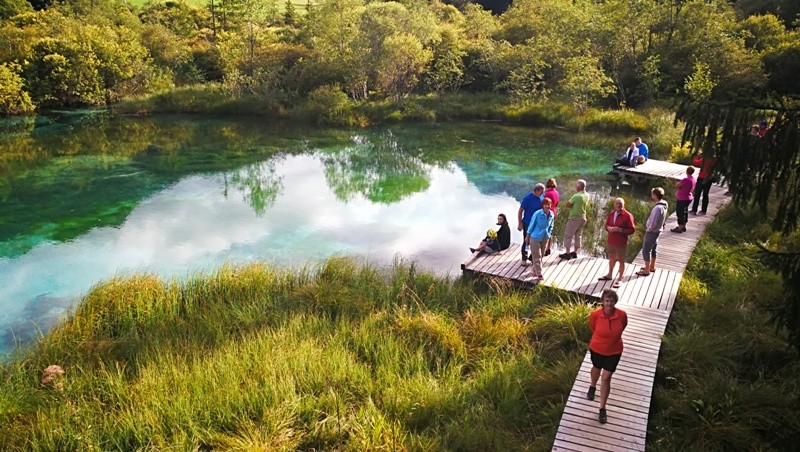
[301,84,353,125]
[0,63,35,115]
[569,108,649,133]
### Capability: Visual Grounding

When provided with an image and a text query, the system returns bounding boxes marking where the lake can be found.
[0,112,641,356]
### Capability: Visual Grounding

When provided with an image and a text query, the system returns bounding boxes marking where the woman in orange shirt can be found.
[586,288,628,424]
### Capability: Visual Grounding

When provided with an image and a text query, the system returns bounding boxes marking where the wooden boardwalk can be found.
[461,168,731,451]
[611,159,690,181]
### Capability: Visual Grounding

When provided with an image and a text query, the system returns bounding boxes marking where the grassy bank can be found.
[0,258,592,450]
[114,85,660,135]
[649,205,800,450]
[2,204,799,449]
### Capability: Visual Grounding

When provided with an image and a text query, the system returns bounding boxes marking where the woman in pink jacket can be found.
[672,166,696,233]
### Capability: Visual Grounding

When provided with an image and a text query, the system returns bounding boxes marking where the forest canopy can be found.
[0,0,799,115]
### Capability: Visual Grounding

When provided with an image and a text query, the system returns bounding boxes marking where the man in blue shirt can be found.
[517,183,545,264]
[635,137,649,161]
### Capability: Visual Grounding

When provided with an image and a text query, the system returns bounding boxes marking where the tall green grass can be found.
[649,205,800,450]
[6,201,796,450]
[0,257,595,450]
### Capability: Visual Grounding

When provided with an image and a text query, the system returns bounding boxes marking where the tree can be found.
[283,0,296,26]
[24,38,105,106]
[683,61,715,102]
[375,33,433,100]
[558,55,615,112]
[425,22,467,95]
[676,94,800,349]
[0,62,35,114]
[0,0,31,20]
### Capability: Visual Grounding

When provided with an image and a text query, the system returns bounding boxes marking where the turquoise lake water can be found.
[0,113,643,356]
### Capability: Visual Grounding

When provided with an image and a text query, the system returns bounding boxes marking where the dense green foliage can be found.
[0,0,798,116]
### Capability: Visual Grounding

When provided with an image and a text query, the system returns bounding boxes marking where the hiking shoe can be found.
[586,386,596,401]
[599,408,607,424]
[569,252,578,259]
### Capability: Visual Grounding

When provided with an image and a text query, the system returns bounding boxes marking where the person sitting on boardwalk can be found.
[543,178,560,256]
[637,187,668,276]
[635,137,649,162]
[559,179,590,260]
[615,142,639,167]
[598,198,636,288]
[690,150,717,215]
[470,214,511,254]
[470,228,500,254]
[672,166,696,233]
[587,288,628,425]
[518,183,545,264]
[524,198,554,283]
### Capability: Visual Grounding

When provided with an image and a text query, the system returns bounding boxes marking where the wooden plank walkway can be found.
[611,159,690,181]
[461,174,731,451]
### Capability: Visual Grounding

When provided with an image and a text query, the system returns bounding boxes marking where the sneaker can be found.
[699,210,707,215]
[671,226,684,233]
[569,252,577,259]
[586,386,596,401]
[599,408,607,424]
[544,249,551,256]
[469,247,476,253]
[558,252,572,259]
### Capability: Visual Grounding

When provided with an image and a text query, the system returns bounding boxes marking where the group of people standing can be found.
[469,138,723,427]
[517,178,591,283]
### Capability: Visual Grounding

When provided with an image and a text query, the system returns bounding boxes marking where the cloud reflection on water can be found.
[0,154,519,355]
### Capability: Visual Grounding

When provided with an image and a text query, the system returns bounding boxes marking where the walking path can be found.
[461,164,731,451]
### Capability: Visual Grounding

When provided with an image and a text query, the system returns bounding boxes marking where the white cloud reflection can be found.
[0,154,520,353]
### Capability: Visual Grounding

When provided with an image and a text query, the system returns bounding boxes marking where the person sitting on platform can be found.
[470,213,511,254]
[615,142,639,167]
[635,137,649,162]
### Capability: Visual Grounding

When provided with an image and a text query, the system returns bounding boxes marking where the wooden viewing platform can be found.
[610,159,691,181]
[461,163,731,451]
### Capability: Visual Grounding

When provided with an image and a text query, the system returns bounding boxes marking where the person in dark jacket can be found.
[470,214,511,254]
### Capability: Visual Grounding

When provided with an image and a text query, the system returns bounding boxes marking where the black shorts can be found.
[590,349,622,373]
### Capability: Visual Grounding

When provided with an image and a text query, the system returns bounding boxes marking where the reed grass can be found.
[116,87,658,134]
[649,204,800,450]
[6,199,798,449]
[0,257,594,450]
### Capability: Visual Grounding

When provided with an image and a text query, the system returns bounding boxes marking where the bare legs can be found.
[599,371,612,410]
[602,257,624,285]
[589,367,613,405]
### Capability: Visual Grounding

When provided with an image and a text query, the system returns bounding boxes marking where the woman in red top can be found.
[587,288,627,424]
[598,198,635,288]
